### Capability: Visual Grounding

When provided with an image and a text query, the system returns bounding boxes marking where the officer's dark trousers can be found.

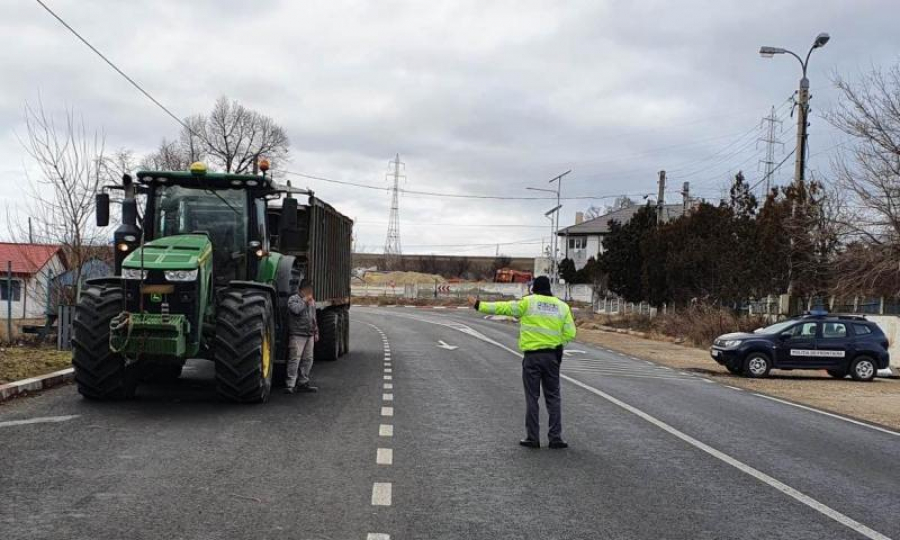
[522,349,562,442]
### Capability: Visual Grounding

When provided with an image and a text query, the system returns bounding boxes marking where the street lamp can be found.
[759,32,830,188]
[527,170,571,283]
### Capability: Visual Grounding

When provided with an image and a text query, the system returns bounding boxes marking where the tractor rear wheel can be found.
[214,288,275,403]
[72,284,134,400]
[315,309,340,361]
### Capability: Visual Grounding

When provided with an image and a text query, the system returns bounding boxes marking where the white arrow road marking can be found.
[0,415,79,428]
[436,340,458,350]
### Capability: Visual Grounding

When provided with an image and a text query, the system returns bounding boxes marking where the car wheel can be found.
[743,353,771,378]
[826,369,847,379]
[849,357,876,382]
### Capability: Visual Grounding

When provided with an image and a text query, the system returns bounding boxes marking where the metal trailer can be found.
[269,195,353,361]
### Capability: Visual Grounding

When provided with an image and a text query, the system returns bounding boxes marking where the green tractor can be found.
[73,162,351,403]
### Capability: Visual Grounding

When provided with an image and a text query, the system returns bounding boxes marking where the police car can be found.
[710,312,890,381]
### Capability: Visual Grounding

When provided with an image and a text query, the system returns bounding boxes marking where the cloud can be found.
[1,0,898,255]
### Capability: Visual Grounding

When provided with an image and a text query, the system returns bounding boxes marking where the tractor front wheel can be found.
[214,288,275,403]
[72,284,134,400]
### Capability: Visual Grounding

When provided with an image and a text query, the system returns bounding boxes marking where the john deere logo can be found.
[150,293,163,303]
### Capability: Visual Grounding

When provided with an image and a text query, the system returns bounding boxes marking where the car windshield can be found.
[153,184,248,254]
[755,320,797,334]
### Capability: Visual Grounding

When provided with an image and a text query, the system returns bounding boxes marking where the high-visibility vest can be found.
[478,294,576,352]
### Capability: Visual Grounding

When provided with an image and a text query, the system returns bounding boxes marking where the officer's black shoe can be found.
[549,440,569,449]
[519,439,540,448]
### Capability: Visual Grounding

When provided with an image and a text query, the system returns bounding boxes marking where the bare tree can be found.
[202,97,289,173]
[585,196,635,219]
[826,63,900,295]
[11,100,114,306]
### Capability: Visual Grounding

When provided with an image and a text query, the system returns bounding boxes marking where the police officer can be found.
[468,275,576,449]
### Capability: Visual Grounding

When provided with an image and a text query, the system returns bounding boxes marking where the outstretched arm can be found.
[472,297,529,318]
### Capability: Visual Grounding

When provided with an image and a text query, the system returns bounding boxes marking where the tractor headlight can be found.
[164,269,198,282]
[122,268,147,280]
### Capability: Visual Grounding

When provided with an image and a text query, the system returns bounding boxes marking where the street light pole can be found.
[759,32,830,190]
[759,32,830,297]
[528,170,571,284]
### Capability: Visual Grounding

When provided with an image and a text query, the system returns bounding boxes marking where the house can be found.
[0,243,67,321]
[556,204,686,270]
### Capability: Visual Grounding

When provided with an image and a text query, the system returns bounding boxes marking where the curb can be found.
[0,367,74,403]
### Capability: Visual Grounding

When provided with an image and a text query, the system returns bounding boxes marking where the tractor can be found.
[73,161,350,403]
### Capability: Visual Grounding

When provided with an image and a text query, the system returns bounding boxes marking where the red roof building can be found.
[0,243,63,275]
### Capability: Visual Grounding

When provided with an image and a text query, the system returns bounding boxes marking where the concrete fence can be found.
[351,282,595,303]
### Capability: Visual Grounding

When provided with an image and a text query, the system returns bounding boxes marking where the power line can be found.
[748,147,796,193]
[283,170,650,202]
[33,0,195,136]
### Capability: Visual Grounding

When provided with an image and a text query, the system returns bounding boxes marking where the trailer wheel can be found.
[214,288,274,403]
[72,284,135,400]
[315,310,340,361]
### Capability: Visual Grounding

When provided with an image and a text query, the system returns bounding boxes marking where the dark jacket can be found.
[288,294,318,337]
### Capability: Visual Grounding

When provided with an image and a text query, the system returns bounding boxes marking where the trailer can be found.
[268,195,353,363]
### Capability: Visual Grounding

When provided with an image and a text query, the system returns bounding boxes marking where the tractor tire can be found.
[315,309,340,362]
[214,288,275,403]
[72,284,134,400]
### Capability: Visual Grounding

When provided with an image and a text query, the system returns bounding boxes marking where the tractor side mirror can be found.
[281,197,298,230]
[96,193,110,226]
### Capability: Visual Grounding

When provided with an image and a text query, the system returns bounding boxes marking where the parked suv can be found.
[710,313,890,381]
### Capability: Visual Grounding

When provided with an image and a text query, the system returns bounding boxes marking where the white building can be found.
[0,243,66,320]
[557,204,686,270]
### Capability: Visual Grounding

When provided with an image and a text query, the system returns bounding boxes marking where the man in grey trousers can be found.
[285,279,319,394]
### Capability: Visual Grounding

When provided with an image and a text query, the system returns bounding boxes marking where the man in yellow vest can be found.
[468,276,576,448]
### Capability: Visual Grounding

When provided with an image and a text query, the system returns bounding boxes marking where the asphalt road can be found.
[1,306,898,540]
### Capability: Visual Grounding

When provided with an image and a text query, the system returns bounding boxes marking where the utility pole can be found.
[759,32,830,297]
[657,170,666,224]
[758,106,784,196]
[527,169,571,284]
[383,154,404,270]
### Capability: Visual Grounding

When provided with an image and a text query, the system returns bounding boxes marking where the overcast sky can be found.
[2,0,898,256]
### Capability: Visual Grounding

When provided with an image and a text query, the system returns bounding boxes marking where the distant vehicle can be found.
[709,313,890,381]
[494,268,532,283]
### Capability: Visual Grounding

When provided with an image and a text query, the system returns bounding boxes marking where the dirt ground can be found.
[0,346,71,384]
[576,327,900,431]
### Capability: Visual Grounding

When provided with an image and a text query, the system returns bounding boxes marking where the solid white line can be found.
[560,369,695,381]
[383,393,393,401]
[379,424,393,437]
[372,482,392,506]
[752,393,900,437]
[384,383,393,390]
[562,375,892,540]
[381,406,394,417]
[377,448,393,465]
[368,534,390,540]
[0,415,80,428]
[724,385,743,391]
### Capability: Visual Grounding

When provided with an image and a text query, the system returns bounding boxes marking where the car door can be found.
[776,322,819,368]
[816,321,852,369]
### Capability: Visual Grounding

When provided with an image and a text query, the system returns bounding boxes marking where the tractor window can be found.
[153,184,248,256]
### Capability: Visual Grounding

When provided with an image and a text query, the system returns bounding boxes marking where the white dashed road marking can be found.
[384,375,392,381]
[381,407,394,417]
[367,534,390,540]
[372,482,392,506]
[379,424,393,437]
[383,393,393,401]
[384,383,393,390]
[377,448,393,465]
[0,415,80,428]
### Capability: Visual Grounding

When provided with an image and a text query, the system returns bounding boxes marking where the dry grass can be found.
[0,346,71,384]
[575,326,900,431]
[589,306,767,348]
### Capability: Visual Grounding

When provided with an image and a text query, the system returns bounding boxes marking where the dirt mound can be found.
[363,271,447,285]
